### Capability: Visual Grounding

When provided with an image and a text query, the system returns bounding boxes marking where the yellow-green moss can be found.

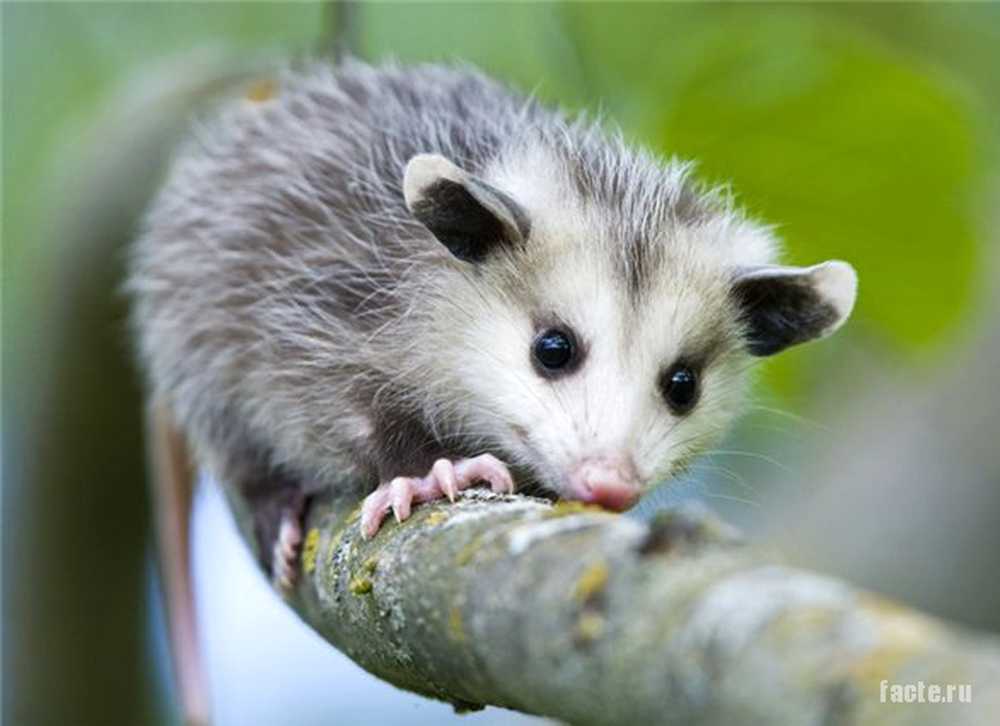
[449,606,466,643]
[302,528,321,575]
[425,510,450,527]
[349,575,373,595]
[455,534,485,567]
[347,557,379,595]
[573,561,609,603]
[345,501,365,524]
[575,612,606,643]
[544,501,608,519]
[847,594,939,692]
[771,606,839,636]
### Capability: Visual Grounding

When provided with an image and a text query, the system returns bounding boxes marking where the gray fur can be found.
[128,58,855,564]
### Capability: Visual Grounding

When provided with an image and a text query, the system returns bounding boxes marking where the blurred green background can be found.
[4,2,1000,724]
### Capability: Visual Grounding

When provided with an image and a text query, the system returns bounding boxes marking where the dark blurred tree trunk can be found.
[5,229,153,725]
[3,54,263,726]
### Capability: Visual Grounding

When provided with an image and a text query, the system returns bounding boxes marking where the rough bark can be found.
[260,489,1000,725]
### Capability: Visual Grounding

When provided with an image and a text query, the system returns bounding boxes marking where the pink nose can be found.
[566,455,641,511]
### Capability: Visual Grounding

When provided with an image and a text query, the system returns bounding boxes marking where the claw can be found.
[494,475,514,495]
[390,477,414,522]
[433,458,457,502]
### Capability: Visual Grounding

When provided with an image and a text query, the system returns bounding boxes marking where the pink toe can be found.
[455,454,515,494]
[411,473,443,503]
[279,519,302,546]
[361,487,392,538]
[272,507,307,593]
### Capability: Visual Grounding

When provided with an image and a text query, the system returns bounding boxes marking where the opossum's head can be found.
[404,150,856,510]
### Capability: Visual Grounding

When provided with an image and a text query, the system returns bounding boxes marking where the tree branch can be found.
[259,489,1000,724]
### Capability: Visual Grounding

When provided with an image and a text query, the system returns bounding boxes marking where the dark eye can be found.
[533,328,575,373]
[660,364,699,414]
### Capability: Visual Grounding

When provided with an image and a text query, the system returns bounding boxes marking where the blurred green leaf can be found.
[569,5,980,352]
[360,2,588,106]
[662,17,979,350]
[564,4,983,399]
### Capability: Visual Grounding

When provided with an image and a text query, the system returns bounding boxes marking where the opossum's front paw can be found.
[361,455,514,538]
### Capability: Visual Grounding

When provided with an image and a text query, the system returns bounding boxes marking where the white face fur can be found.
[405,151,857,508]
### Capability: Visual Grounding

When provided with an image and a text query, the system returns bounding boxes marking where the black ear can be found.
[731,261,858,356]
[403,154,530,263]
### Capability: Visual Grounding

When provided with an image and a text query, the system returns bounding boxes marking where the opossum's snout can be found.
[563,454,641,511]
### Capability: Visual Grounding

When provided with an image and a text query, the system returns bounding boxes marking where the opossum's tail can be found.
[147,403,210,726]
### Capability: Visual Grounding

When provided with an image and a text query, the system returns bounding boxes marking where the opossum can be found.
[128,58,855,721]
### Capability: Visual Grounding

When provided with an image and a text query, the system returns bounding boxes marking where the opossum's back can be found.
[147,59,535,246]
[127,60,537,461]
[133,59,540,312]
